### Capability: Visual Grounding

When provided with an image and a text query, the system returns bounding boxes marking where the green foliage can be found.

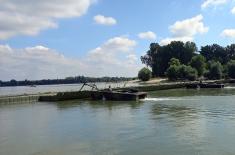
[166,64,197,81]
[227,60,235,78]
[226,44,235,60]
[169,58,181,66]
[185,66,198,81]
[178,65,198,81]
[138,67,152,81]
[190,55,206,77]
[141,42,235,80]
[205,61,223,80]
[166,65,179,80]
[141,41,196,77]
[200,44,228,64]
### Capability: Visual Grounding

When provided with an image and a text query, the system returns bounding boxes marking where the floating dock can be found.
[91,90,147,101]
[0,90,147,104]
[0,94,42,105]
[186,83,224,89]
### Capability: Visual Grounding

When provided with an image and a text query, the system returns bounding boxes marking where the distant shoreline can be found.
[0,76,134,87]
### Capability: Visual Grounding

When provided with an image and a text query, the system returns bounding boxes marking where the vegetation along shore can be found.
[138,41,235,82]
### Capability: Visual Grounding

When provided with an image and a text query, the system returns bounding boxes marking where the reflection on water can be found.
[56,99,144,110]
[1,89,235,155]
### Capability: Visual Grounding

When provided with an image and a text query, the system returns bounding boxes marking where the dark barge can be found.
[91,90,147,101]
[39,83,148,102]
[186,83,224,89]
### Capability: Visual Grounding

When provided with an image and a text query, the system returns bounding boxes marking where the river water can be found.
[1,88,235,155]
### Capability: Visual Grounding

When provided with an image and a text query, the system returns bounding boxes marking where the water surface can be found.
[1,88,235,155]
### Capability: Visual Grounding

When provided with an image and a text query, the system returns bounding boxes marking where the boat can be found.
[91,89,147,101]
[79,83,147,101]
[186,83,224,89]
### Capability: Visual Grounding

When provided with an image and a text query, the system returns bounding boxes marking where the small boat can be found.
[91,89,147,101]
[186,83,224,89]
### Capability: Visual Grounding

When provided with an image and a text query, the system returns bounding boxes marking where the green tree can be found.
[166,64,197,81]
[169,58,181,66]
[141,43,161,77]
[138,67,152,81]
[141,41,196,77]
[166,65,179,81]
[206,61,223,80]
[190,55,206,77]
[200,44,228,64]
[227,60,235,78]
[10,79,18,86]
[178,65,198,81]
[226,44,235,60]
[185,66,198,81]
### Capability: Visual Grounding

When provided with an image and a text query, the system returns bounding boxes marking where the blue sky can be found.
[0,0,235,80]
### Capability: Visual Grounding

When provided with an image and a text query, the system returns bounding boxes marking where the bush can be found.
[227,60,235,78]
[178,65,188,79]
[166,64,197,81]
[190,55,206,77]
[138,67,152,81]
[205,61,223,80]
[185,67,198,81]
[168,58,181,66]
[166,65,179,80]
[178,65,198,81]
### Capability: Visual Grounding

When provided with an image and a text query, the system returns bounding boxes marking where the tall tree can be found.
[141,41,196,77]
[226,44,235,60]
[190,55,206,77]
[200,44,228,64]
[227,60,235,79]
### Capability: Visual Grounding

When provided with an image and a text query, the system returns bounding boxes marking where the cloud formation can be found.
[231,7,235,14]
[87,37,140,76]
[0,0,94,39]
[201,0,228,9]
[138,31,157,40]
[93,15,117,25]
[221,29,235,38]
[0,37,141,80]
[160,15,209,45]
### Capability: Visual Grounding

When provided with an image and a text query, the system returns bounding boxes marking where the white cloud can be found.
[160,14,209,45]
[94,15,117,26]
[231,7,235,14]
[0,37,142,80]
[221,29,235,38]
[170,15,209,38]
[0,0,94,39]
[0,45,86,80]
[160,37,194,46]
[138,31,157,40]
[87,37,141,76]
[201,0,228,9]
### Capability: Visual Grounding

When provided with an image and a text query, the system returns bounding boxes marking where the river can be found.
[1,87,235,155]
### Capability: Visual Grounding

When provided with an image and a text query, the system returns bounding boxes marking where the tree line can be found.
[0,76,133,87]
[140,41,235,81]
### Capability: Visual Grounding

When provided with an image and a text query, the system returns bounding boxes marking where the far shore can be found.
[129,78,235,86]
